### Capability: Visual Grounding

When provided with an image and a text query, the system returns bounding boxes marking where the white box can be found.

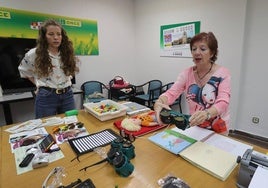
[83,99,127,121]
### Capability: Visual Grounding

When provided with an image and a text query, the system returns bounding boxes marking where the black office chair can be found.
[80,81,110,105]
[132,80,162,109]
[161,82,182,113]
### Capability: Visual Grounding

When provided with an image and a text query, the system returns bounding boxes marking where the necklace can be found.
[196,63,213,80]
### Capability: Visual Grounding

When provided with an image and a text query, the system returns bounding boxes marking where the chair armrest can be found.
[133,85,145,95]
[132,81,150,90]
[132,83,147,96]
[102,84,111,99]
[161,82,174,94]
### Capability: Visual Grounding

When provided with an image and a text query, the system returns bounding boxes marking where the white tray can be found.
[83,99,127,121]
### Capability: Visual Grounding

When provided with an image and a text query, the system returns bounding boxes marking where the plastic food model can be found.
[92,104,118,114]
[136,111,158,127]
[121,118,142,131]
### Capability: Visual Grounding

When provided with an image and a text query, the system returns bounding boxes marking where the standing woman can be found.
[154,32,231,134]
[19,19,80,118]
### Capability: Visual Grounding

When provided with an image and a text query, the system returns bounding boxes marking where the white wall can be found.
[1,0,268,138]
[235,0,268,137]
[133,0,247,133]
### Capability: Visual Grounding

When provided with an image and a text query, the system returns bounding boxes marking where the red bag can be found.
[212,118,227,133]
[112,76,129,88]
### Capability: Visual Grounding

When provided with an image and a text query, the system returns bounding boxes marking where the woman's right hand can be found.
[154,97,171,124]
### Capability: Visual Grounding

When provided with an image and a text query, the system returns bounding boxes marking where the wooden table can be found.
[1,110,267,188]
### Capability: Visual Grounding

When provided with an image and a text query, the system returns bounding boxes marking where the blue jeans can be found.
[35,87,75,118]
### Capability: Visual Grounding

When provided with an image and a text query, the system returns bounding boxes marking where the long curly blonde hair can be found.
[35,19,79,77]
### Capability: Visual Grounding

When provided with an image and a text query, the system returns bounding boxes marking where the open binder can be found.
[148,126,253,181]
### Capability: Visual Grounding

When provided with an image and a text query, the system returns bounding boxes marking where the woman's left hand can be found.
[189,110,207,126]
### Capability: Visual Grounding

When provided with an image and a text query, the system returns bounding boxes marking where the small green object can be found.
[65,109,78,116]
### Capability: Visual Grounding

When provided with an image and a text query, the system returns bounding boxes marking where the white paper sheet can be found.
[204,133,253,157]
[172,126,214,141]
[249,166,268,188]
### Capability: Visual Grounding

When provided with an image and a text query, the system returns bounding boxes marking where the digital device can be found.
[39,134,56,153]
[0,37,36,94]
[19,153,35,168]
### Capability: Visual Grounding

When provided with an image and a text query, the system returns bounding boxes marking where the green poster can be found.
[160,21,200,58]
[0,7,99,55]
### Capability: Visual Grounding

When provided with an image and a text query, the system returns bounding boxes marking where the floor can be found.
[228,129,268,149]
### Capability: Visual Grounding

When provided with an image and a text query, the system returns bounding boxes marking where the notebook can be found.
[172,126,253,157]
[179,141,238,181]
[148,129,197,154]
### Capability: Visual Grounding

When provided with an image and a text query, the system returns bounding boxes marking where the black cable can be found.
[79,158,108,172]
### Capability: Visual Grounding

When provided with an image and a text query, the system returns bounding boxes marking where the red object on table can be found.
[114,118,167,137]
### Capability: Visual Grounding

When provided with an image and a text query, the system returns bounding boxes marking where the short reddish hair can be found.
[190,32,218,63]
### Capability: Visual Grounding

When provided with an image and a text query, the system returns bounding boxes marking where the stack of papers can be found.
[249,166,268,188]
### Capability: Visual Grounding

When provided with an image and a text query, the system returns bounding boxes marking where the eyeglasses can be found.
[42,166,67,188]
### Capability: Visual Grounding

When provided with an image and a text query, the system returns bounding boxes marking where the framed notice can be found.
[0,7,99,55]
[160,21,200,58]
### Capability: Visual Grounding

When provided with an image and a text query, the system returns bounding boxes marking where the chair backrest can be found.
[81,81,105,97]
[148,80,162,98]
[80,81,110,106]
[161,82,182,113]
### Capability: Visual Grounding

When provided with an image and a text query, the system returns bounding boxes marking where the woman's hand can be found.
[154,96,171,124]
[189,110,208,126]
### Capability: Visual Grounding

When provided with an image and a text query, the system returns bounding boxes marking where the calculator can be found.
[39,134,56,152]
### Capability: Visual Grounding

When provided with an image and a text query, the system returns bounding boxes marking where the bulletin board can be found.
[160,21,200,58]
[0,7,99,55]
